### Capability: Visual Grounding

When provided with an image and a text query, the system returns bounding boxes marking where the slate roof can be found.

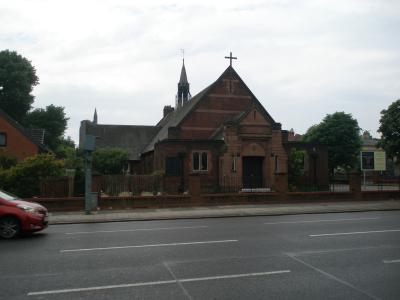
[83,122,160,161]
[142,83,213,153]
[155,109,174,127]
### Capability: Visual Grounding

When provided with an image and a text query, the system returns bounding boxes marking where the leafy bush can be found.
[0,153,17,169]
[0,154,64,197]
[92,148,129,175]
[288,148,306,185]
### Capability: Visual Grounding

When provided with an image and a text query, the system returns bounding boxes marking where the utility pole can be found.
[83,135,96,214]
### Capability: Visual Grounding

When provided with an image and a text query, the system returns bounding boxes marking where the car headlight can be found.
[17,204,39,215]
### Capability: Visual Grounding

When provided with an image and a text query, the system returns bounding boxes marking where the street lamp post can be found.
[83,135,96,214]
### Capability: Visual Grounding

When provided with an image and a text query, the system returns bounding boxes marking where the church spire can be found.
[179,59,188,84]
[93,108,98,124]
[176,59,191,109]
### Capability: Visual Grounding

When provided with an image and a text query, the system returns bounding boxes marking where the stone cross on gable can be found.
[225,52,237,66]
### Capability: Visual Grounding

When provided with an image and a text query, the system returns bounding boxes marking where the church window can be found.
[254,110,256,120]
[201,152,208,170]
[231,154,237,173]
[0,132,6,146]
[193,153,200,170]
[165,156,181,176]
[193,151,208,171]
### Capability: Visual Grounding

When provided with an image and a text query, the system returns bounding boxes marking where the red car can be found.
[0,190,48,239]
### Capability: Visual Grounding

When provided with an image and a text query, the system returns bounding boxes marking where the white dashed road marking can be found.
[264,217,379,225]
[383,259,400,264]
[28,270,291,296]
[60,239,238,253]
[65,225,208,235]
[309,229,400,237]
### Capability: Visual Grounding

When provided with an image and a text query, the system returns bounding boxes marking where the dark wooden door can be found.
[242,156,264,188]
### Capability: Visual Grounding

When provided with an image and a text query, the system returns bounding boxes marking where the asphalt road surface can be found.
[1,210,400,300]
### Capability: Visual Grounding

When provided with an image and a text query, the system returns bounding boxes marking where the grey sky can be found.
[1,0,399,144]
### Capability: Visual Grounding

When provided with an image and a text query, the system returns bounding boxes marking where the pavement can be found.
[48,199,400,224]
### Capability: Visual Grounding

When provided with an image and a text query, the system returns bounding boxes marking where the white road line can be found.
[65,225,208,235]
[164,262,193,300]
[383,259,400,264]
[309,229,400,237]
[286,245,395,256]
[27,270,290,296]
[287,254,379,300]
[28,280,177,296]
[264,217,379,225]
[179,270,291,283]
[60,239,238,253]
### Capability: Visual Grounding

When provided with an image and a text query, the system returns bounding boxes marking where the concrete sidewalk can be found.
[48,200,400,224]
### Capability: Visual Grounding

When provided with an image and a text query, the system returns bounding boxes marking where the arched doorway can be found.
[242,156,264,188]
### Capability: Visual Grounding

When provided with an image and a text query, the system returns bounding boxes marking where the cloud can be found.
[1,0,399,144]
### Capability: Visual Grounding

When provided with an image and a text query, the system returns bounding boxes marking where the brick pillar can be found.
[349,172,361,199]
[274,172,288,200]
[66,169,76,198]
[67,176,74,197]
[188,173,201,202]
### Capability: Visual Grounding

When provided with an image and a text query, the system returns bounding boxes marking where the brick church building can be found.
[80,55,328,193]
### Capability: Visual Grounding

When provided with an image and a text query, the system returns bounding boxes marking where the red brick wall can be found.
[155,141,223,193]
[28,191,399,212]
[136,152,154,174]
[0,116,38,161]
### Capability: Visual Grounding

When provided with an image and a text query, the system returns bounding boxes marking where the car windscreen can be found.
[0,190,19,201]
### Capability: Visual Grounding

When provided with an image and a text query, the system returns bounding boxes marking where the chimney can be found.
[288,128,295,141]
[163,105,174,117]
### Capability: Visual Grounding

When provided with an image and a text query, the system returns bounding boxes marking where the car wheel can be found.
[0,216,21,239]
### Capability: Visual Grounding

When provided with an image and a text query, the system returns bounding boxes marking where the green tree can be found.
[54,136,76,159]
[0,154,64,197]
[288,148,306,185]
[63,147,84,170]
[378,99,400,161]
[92,148,129,175]
[23,104,69,151]
[0,50,39,122]
[303,112,361,172]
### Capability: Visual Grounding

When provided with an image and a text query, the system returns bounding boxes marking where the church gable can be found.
[240,107,271,126]
[236,106,273,138]
[143,64,277,152]
[178,66,263,139]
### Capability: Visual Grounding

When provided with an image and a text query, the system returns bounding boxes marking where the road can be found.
[1,210,400,300]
